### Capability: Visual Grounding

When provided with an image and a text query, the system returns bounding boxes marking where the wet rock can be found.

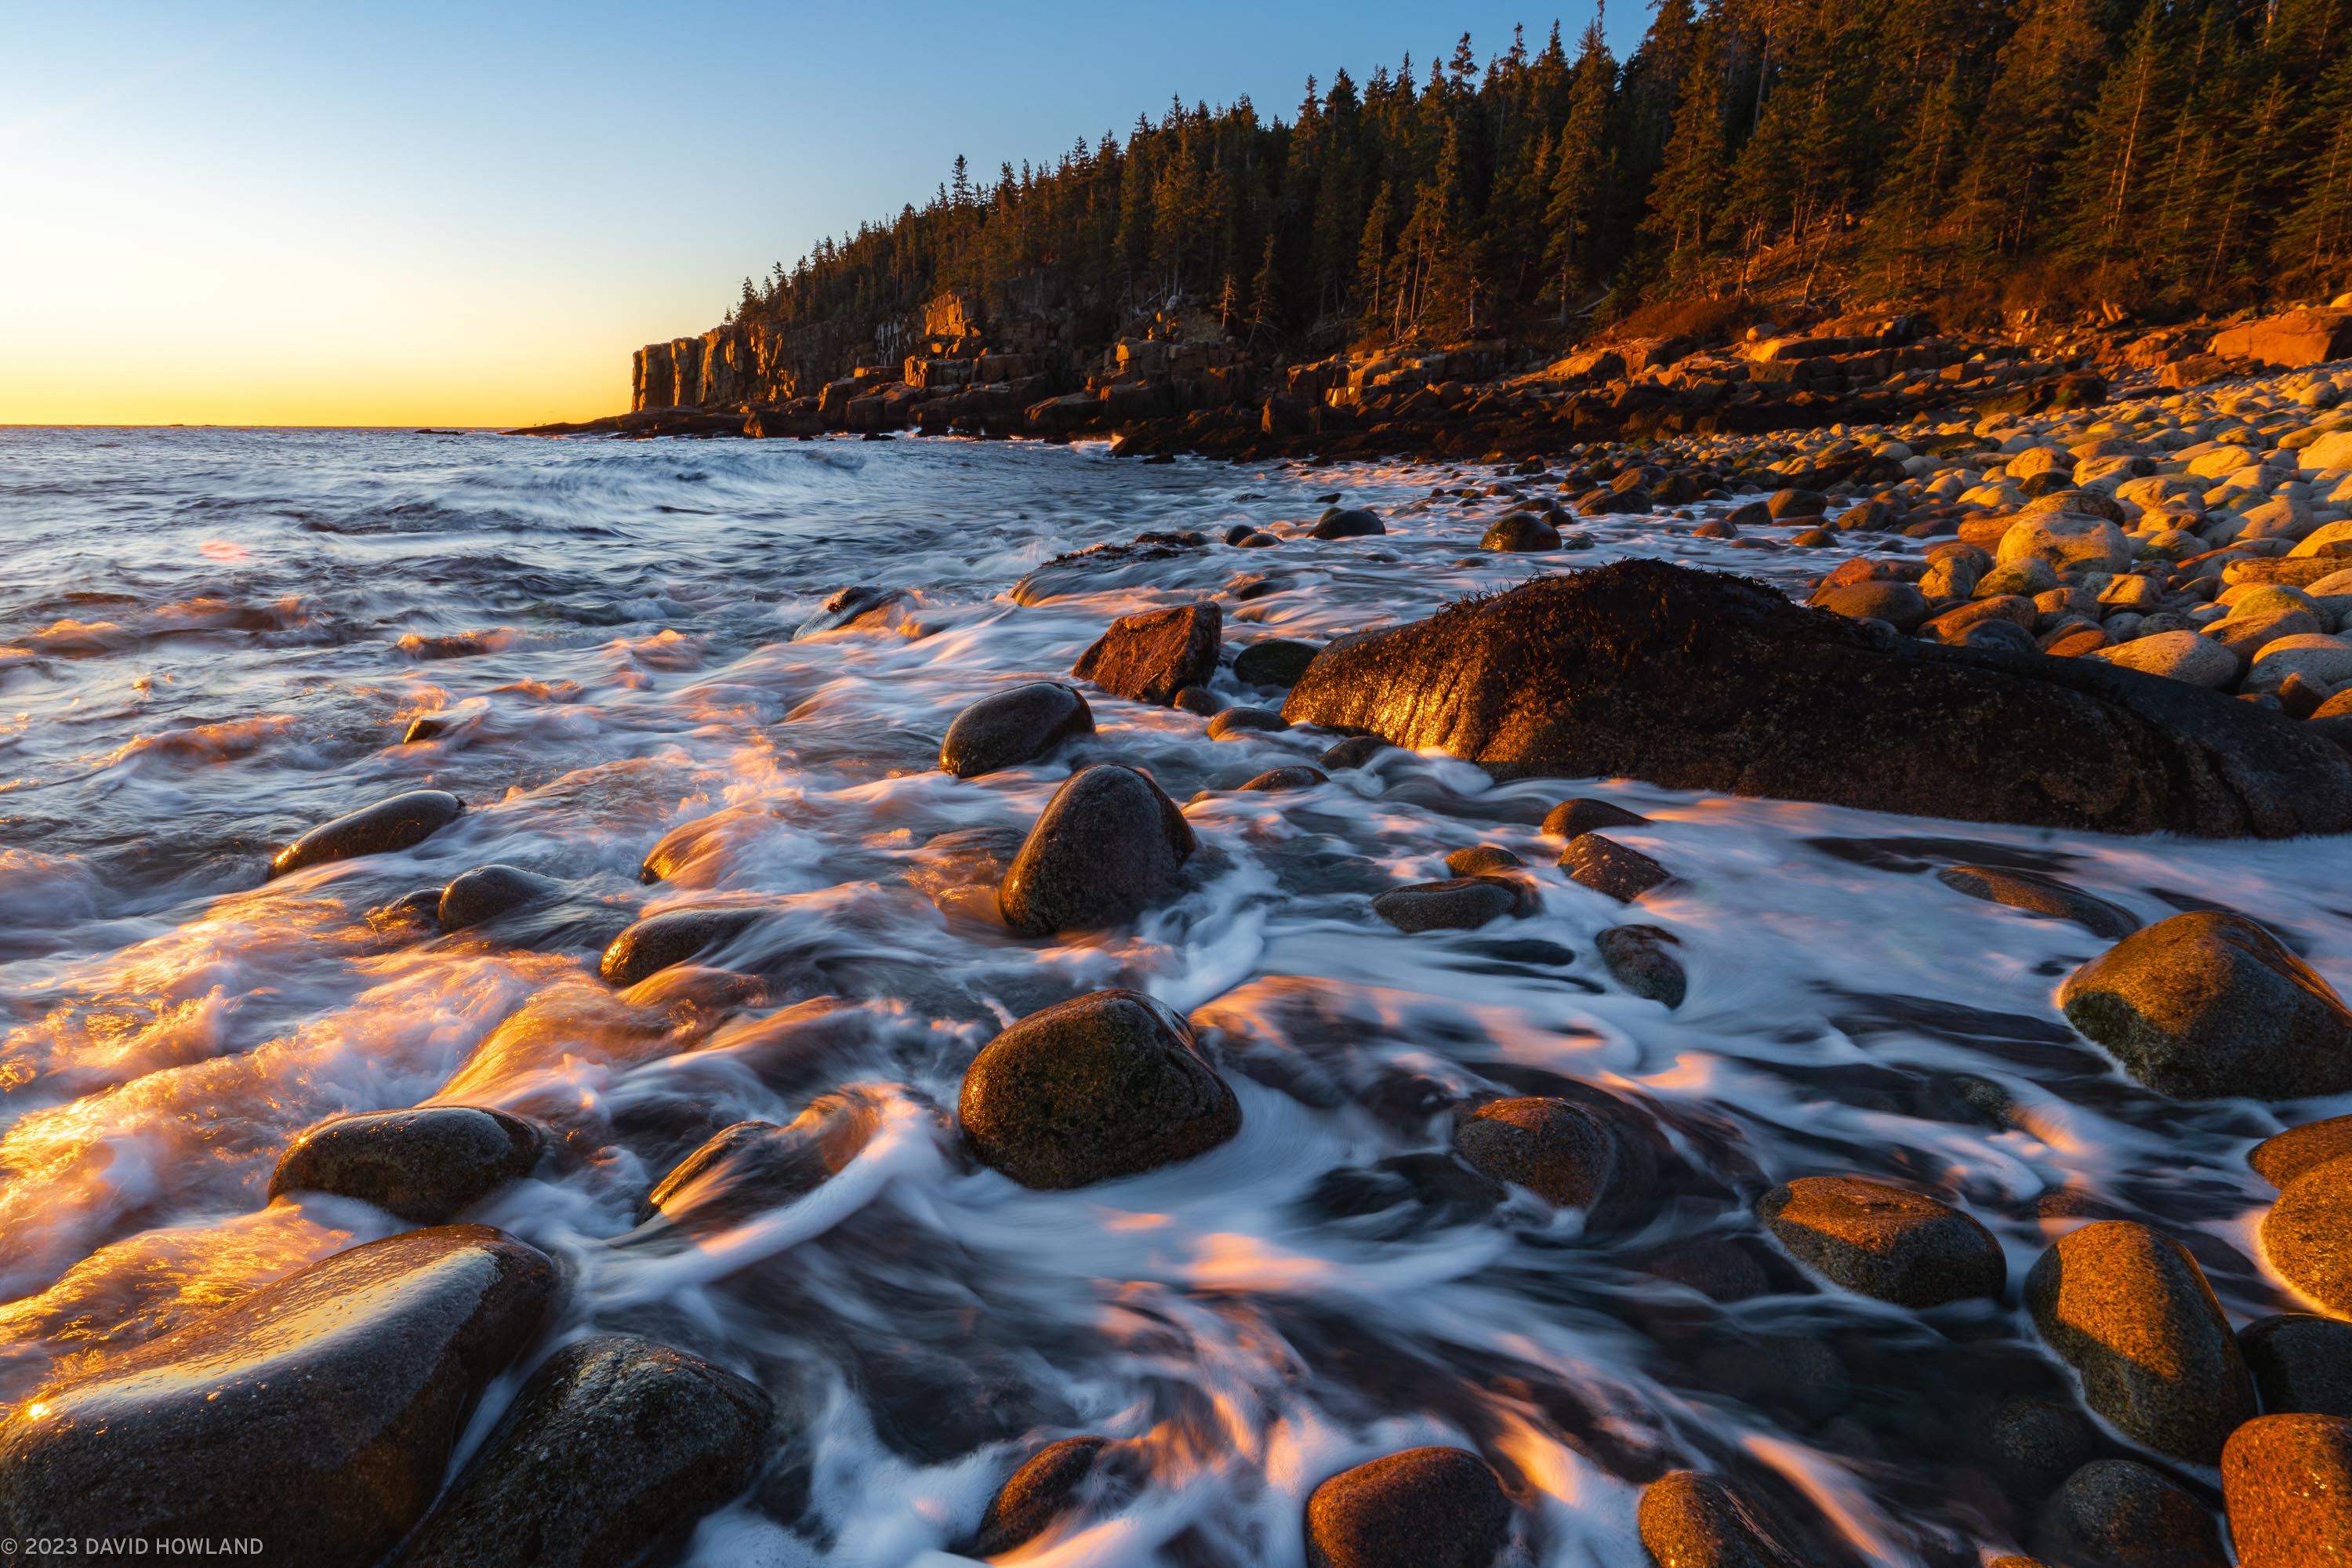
[1071,602,1221,706]
[1769,488,1829,519]
[270,1105,544,1223]
[999,765,1196,936]
[1444,845,1525,877]
[600,906,767,987]
[1452,1096,1627,1209]
[793,585,906,638]
[959,989,1240,1189]
[1560,833,1671,902]
[1985,1395,2098,1494]
[940,682,1094,779]
[966,1436,1108,1555]
[1636,1469,1809,1568]
[1207,706,1290,739]
[2261,1152,2352,1314]
[1304,1446,1509,1568]
[1481,513,1561,552]
[402,715,451,744]
[2241,1313,2352,1417]
[1759,1176,2004,1307]
[1173,685,1220,717]
[269,789,465,879]
[0,1226,552,1564]
[2251,1115,2352,1187]
[1810,581,1929,633]
[2031,1459,2227,1568]
[397,1335,772,1568]
[1372,877,1529,933]
[1279,561,2352,837]
[1321,736,1390,770]
[1596,924,1686,1007]
[437,864,561,932]
[2024,1220,2256,1463]
[1936,865,2140,938]
[1233,638,1319,688]
[2220,1413,2352,1566]
[641,1094,881,1231]
[2058,912,2352,1099]
[1311,506,1387,540]
[1542,797,1650,837]
[1240,765,1328,792]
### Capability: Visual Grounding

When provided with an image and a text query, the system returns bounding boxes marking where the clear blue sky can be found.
[1,2,1637,425]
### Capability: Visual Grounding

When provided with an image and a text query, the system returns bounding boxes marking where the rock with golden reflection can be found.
[1305,1446,1508,1568]
[270,1105,544,1223]
[267,789,465,879]
[964,1436,1109,1556]
[2221,1413,2352,1567]
[997,765,1194,937]
[1759,1175,2004,1307]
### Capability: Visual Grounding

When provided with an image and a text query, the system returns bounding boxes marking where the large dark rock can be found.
[959,989,1240,1189]
[999,765,1196,936]
[1371,877,1529,932]
[1937,865,2140,939]
[2024,1221,2257,1462]
[2241,1313,2352,1417]
[1480,513,1561,552]
[2031,1459,2227,1568]
[1233,638,1320,688]
[641,1094,880,1232]
[1596,924,1687,1007]
[2058,913,2352,1099]
[1452,1096,1627,1210]
[0,1226,552,1566]
[1304,1446,1508,1568]
[1635,1470,1811,1568]
[269,789,465,879]
[1759,1175,2004,1307]
[437,864,561,932]
[397,1335,772,1568]
[2220,1413,2352,1566]
[1279,561,2352,837]
[1310,506,1387,540]
[599,906,767,987]
[2260,1152,2352,1314]
[1071,603,1221,706]
[270,1105,544,1223]
[965,1436,1108,1555]
[940,682,1094,779]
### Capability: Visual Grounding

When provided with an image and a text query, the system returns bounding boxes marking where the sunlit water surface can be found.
[0,427,2340,1565]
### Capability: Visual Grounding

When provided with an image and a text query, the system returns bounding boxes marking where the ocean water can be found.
[0,426,2336,1564]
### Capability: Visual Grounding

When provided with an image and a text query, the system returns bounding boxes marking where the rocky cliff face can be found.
[633,315,914,412]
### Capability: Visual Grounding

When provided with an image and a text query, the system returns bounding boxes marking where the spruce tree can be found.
[2273,49,2352,291]
[1545,11,1617,319]
[2052,0,2170,285]
[1642,33,1730,276]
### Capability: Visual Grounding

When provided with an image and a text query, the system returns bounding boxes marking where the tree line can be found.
[730,0,2352,354]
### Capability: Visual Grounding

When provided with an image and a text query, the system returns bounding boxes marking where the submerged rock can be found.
[641,1094,882,1231]
[1310,506,1386,540]
[1279,561,2352,837]
[0,1226,553,1565]
[269,789,465,879]
[1635,1470,1809,1568]
[1936,865,2139,939]
[1070,602,1221,706]
[1207,706,1290,739]
[270,1105,544,1223]
[599,906,768,987]
[397,1335,772,1568]
[1451,1097,1625,1209]
[959,989,1240,1189]
[793,584,906,638]
[2024,1220,2256,1463]
[1444,845,1526,877]
[939,682,1094,779]
[1595,924,1686,1007]
[2241,1313,2352,1417]
[965,1436,1109,1556]
[1321,735,1391,770]
[1371,877,1530,932]
[1559,833,1672,902]
[437,863,561,932]
[2220,1413,2352,1566]
[1240,765,1328,792]
[2031,1459,2227,1568]
[1759,1176,2004,1306]
[1303,1446,1509,1568]
[2058,912,2352,1099]
[1480,513,1561,552]
[1541,797,1650,837]
[998,764,1196,937]
[2260,1152,2352,1315]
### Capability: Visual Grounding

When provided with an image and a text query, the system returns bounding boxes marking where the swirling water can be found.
[0,426,2341,1564]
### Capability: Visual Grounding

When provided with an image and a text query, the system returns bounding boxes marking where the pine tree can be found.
[1953,0,2107,263]
[1642,34,1730,274]
[1545,11,1617,319]
[1247,233,1283,343]
[2052,0,2171,285]
[2274,49,2352,290]
[1356,180,1394,334]
[1865,63,1970,292]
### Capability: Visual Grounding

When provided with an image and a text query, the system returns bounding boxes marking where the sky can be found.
[0,2,1641,429]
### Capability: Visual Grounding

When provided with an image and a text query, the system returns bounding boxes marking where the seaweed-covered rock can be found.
[641,1094,882,1232]
[1304,1447,1509,1568]
[2024,1221,2256,1463]
[270,1105,544,1223]
[600,906,767,987]
[940,682,1094,779]
[437,864,561,932]
[397,1335,772,1568]
[1279,561,2352,837]
[270,789,465,878]
[1936,865,2140,939]
[1759,1176,2004,1307]
[2058,913,2352,1099]
[1071,603,1221,705]
[999,765,1196,936]
[959,989,1240,1189]
[1636,1470,1810,1568]
[965,1436,1109,1556]
[0,1227,552,1566]
[2220,1413,2352,1567]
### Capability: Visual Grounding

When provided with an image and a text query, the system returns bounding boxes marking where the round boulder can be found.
[2241,1312,2352,1417]
[1559,833,1671,902]
[2031,1458,2227,1568]
[1239,765,1329,793]
[967,1436,1109,1556]
[1443,845,1525,877]
[1207,706,1290,739]
[940,682,1095,779]
[1233,638,1320,688]
[1810,582,1929,633]
[2260,1152,2352,1315]
[1595,924,1686,1007]
[437,864,561,932]
[642,1094,882,1232]
[1997,512,2133,575]
[2096,629,2240,689]
[2248,632,2352,693]
[2057,912,2352,1100]
[2251,1114,2352,1187]
[1371,877,1529,933]
[2024,1220,2257,1463]
[2221,1414,2352,1566]
[1311,507,1386,540]
[600,906,767,987]
[270,1105,545,1223]
[1936,865,2140,938]
[999,765,1196,937]
[1321,736,1390,770]
[1304,1446,1509,1568]
[269,789,465,879]
[1636,1469,1808,1568]
[1452,1097,1625,1209]
[1542,797,1649,838]
[1481,513,1561,552]
[1759,1175,2004,1307]
[959,989,1240,1189]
